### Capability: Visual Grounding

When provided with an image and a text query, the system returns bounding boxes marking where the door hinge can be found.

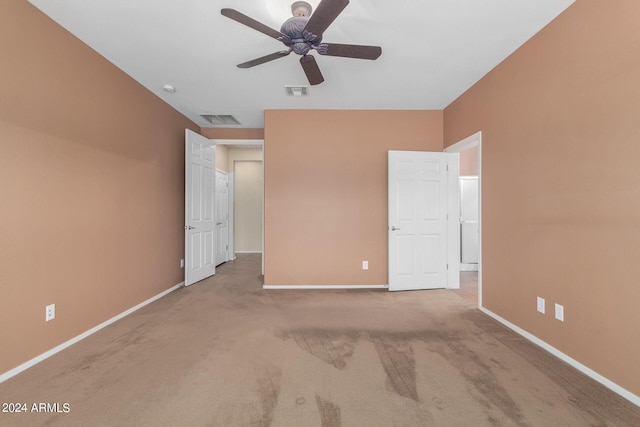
[447,264,449,270]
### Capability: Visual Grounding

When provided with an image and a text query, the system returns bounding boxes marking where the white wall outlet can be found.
[536,297,545,314]
[180,258,185,268]
[555,303,564,321]
[45,304,55,322]
[362,260,369,270]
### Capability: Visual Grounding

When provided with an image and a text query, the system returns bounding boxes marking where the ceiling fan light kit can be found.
[221,0,381,85]
[291,1,312,17]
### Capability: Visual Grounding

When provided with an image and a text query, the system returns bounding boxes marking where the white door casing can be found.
[388,150,459,291]
[185,129,216,286]
[227,171,235,260]
[215,170,229,266]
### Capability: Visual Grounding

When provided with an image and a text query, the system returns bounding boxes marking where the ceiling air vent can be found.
[285,85,309,96]
[200,114,241,126]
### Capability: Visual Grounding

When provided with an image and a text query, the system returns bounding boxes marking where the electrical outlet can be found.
[362,260,368,270]
[536,297,545,314]
[180,258,185,268]
[555,303,564,321]
[45,304,55,322]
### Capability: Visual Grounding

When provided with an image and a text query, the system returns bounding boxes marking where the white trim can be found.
[0,283,183,384]
[479,306,640,407]
[444,132,480,153]
[235,251,262,254]
[261,145,265,276]
[460,264,479,271]
[446,153,461,289]
[263,284,388,290]
[211,139,264,146]
[228,171,235,258]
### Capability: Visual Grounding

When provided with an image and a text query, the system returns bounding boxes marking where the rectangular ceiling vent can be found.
[285,85,309,97]
[200,114,241,126]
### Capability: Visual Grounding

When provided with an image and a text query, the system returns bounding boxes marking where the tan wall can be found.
[264,110,443,285]
[201,128,264,140]
[228,148,263,169]
[229,148,263,253]
[444,1,640,395]
[234,162,263,253]
[216,144,229,172]
[0,2,197,374]
[459,145,479,176]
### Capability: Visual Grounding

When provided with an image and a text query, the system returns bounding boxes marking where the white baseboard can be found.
[479,306,640,407]
[235,251,262,254]
[0,282,183,384]
[460,263,479,271]
[263,284,388,290]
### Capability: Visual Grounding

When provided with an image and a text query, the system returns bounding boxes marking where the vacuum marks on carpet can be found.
[277,329,360,370]
[276,326,535,425]
[370,333,419,402]
[315,395,342,427]
[255,364,282,427]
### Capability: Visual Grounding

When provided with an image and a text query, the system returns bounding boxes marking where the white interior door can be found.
[215,170,229,266]
[388,150,459,291]
[185,129,216,286]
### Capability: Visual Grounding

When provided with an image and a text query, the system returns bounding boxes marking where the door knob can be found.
[184,225,195,230]
[391,226,400,231]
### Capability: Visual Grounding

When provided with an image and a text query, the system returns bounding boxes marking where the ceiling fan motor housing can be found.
[281,16,323,56]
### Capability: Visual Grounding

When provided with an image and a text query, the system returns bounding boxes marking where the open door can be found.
[215,170,229,266]
[388,150,459,291]
[185,130,216,286]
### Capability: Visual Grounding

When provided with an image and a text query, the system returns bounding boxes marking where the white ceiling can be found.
[28,0,574,129]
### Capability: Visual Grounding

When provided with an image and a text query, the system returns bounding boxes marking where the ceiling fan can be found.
[221,0,382,85]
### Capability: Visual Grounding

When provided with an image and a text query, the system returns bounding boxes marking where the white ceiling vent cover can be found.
[285,85,309,96]
[200,114,241,126]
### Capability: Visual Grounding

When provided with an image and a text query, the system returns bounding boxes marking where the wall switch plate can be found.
[362,261,368,270]
[45,304,55,322]
[180,258,185,268]
[555,303,564,321]
[536,297,545,314]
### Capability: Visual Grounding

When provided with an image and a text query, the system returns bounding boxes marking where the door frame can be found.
[211,139,264,275]
[444,131,483,307]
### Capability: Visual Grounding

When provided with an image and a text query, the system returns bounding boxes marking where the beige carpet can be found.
[1,254,638,426]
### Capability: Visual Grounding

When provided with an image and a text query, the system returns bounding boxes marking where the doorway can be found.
[444,132,482,307]
[213,140,264,274]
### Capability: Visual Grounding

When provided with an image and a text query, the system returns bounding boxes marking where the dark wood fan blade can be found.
[300,55,324,85]
[221,8,286,40]
[321,43,382,60]
[304,0,349,37]
[237,51,291,68]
